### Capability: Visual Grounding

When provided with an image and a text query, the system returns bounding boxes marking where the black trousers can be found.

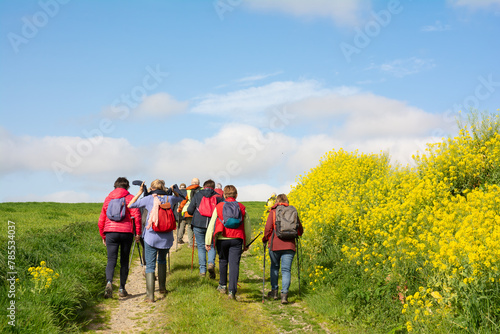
[105,232,133,288]
[216,238,243,294]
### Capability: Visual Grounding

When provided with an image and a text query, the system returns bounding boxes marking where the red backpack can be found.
[153,198,176,233]
[197,195,218,217]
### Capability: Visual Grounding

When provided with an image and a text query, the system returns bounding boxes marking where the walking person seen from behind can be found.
[128,179,183,302]
[98,177,142,299]
[178,178,200,248]
[187,179,224,278]
[205,185,251,300]
[262,193,303,304]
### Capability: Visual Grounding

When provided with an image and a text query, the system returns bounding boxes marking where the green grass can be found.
[0,202,104,333]
[154,201,358,333]
[0,201,375,333]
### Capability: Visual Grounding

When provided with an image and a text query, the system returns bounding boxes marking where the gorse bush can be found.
[285,110,500,332]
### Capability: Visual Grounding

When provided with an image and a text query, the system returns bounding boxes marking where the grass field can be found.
[3,201,330,333]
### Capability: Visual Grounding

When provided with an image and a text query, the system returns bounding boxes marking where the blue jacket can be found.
[187,188,224,229]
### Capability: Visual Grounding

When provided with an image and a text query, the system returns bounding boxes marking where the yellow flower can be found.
[431,291,442,299]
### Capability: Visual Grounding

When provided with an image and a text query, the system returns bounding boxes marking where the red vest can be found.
[213,198,246,245]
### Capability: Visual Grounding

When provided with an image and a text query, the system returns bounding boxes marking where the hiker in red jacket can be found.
[262,194,303,304]
[205,185,251,300]
[98,177,142,299]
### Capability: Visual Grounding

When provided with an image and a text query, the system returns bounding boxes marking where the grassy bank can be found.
[0,202,104,333]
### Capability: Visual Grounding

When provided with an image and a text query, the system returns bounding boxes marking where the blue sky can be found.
[1,0,499,203]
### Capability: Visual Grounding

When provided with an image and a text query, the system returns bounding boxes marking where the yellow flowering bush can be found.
[28,261,60,293]
[280,111,500,332]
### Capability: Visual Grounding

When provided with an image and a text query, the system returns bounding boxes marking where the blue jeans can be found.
[144,241,169,274]
[269,249,295,294]
[193,226,216,274]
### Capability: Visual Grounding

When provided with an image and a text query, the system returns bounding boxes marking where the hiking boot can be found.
[104,282,112,299]
[145,272,155,303]
[281,293,288,304]
[217,284,227,294]
[267,289,279,300]
[199,272,206,278]
[158,263,167,294]
[118,288,128,298]
[208,263,216,279]
[228,291,236,300]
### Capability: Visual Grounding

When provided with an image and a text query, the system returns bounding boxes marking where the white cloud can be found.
[287,91,446,138]
[243,0,371,26]
[421,20,451,32]
[368,57,436,77]
[149,124,298,185]
[0,79,458,203]
[134,93,189,117]
[0,129,142,178]
[236,71,283,83]
[448,0,500,9]
[101,93,188,120]
[191,80,328,116]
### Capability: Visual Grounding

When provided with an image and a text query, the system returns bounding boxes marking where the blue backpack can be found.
[106,197,127,221]
[219,201,243,229]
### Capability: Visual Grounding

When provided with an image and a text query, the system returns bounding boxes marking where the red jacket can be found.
[98,188,142,239]
[214,188,223,198]
[262,203,303,251]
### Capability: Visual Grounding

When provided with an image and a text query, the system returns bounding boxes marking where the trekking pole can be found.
[167,249,171,274]
[297,237,301,296]
[246,231,262,248]
[133,217,144,267]
[129,235,136,274]
[128,217,137,274]
[262,242,266,303]
[137,239,143,266]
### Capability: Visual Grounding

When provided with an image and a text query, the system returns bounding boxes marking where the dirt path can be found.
[86,236,188,333]
[86,235,332,333]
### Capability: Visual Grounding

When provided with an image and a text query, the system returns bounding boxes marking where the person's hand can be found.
[102,239,106,246]
[139,181,146,194]
[135,235,141,243]
[243,246,249,252]
[205,245,211,251]
[262,237,267,244]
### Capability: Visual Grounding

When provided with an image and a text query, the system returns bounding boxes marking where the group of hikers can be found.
[97,177,303,304]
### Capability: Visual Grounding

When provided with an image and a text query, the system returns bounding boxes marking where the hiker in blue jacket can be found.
[128,179,183,302]
[187,179,224,278]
